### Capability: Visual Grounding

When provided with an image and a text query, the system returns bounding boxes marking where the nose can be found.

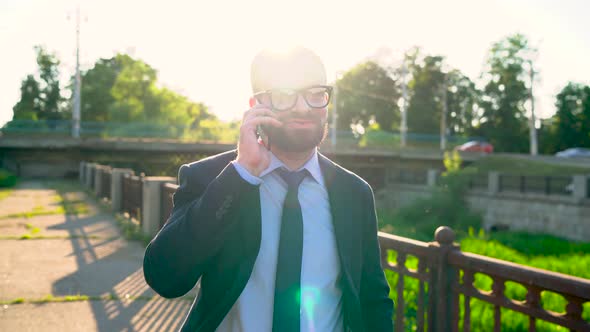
[291,94,311,113]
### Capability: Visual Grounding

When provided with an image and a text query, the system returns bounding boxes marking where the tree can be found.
[11,46,65,122]
[34,46,65,121]
[78,57,121,122]
[12,75,41,120]
[398,48,480,139]
[475,34,533,152]
[445,70,480,136]
[406,54,446,135]
[335,61,400,133]
[547,82,590,152]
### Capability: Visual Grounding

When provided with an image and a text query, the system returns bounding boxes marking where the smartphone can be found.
[250,97,271,151]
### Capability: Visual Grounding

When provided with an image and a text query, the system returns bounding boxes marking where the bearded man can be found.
[143,46,393,332]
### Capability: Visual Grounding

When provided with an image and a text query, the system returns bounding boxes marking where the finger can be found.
[243,107,276,120]
[243,104,270,119]
[243,116,282,130]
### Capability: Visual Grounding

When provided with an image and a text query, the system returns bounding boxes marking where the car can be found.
[555,147,590,158]
[455,141,494,153]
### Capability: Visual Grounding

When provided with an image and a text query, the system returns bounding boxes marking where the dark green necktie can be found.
[273,168,308,332]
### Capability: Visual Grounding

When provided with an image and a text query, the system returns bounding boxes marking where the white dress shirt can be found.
[216,149,343,332]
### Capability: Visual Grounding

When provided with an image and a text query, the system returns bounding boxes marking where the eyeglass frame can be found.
[253,85,333,112]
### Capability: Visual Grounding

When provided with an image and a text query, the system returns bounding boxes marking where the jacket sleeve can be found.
[143,162,259,298]
[360,184,394,331]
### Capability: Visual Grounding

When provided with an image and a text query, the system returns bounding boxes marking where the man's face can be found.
[257,88,329,153]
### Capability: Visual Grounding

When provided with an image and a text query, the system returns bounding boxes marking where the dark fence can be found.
[390,168,428,185]
[379,228,590,331]
[122,174,143,222]
[99,167,112,200]
[466,175,488,190]
[89,166,96,189]
[499,175,572,196]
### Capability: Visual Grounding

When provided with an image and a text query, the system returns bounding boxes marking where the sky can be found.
[1,0,589,126]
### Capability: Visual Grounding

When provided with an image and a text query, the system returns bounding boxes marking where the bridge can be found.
[0,136,480,185]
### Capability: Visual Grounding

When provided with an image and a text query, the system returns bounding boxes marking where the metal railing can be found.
[466,175,488,190]
[122,174,143,222]
[99,167,112,200]
[389,168,428,186]
[379,228,590,331]
[499,175,573,196]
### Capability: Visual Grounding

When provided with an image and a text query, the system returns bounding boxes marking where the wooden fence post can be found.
[428,226,460,331]
[110,168,134,213]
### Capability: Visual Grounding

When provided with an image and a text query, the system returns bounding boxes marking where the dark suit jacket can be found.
[143,150,393,332]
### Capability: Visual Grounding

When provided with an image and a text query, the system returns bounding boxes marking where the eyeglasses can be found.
[253,85,333,112]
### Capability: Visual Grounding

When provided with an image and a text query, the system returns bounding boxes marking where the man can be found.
[143,47,393,332]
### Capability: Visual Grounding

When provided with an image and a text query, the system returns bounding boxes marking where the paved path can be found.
[0,180,195,331]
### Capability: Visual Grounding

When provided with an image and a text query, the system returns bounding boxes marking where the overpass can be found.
[0,136,484,188]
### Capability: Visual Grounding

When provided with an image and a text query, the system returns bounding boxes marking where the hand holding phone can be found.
[235,100,282,177]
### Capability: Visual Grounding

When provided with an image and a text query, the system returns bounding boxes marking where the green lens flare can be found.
[300,286,321,332]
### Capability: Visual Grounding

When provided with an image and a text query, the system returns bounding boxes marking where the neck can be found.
[271,147,316,171]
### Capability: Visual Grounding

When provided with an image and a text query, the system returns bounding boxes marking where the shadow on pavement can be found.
[51,201,193,331]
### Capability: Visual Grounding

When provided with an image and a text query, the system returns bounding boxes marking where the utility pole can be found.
[331,83,338,147]
[528,60,538,155]
[72,6,82,139]
[331,71,344,148]
[440,75,448,151]
[400,61,408,148]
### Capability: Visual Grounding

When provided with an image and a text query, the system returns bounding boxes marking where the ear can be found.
[249,97,257,108]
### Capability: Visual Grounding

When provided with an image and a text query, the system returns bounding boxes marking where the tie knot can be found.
[277,168,308,190]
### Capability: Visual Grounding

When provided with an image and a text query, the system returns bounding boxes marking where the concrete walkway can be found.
[0,180,195,331]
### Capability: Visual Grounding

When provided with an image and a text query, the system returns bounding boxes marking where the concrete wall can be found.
[376,184,590,242]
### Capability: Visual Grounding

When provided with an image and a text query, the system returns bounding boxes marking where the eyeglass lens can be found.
[270,86,330,111]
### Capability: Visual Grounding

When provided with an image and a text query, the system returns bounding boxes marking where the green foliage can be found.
[401,48,480,136]
[540,82,590,153]
[406,53,445,135]
[12,46,66,122]
[443,150,461,174]
[115,213,151,246]
[379,150,481,241]
[475,33,533,153]
[12,75,41,120]
[0,169,17,188]
[335,61,400,132]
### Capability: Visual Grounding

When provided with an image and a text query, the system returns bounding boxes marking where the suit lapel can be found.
[318,153,362,287]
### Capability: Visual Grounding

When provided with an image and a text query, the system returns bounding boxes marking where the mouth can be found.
[285,119,316,128]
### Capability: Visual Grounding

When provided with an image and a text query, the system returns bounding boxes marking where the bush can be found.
[379,152,481,241]
[0,168,17,188]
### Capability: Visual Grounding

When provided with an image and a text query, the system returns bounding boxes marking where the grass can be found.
[0,181,91,220]
[115,213,152,246]
[0,188,13,201]
[381,213,590,331]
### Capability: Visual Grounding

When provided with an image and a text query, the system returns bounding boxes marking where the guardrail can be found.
[499,174,573,196]
[388,170,590,200]
[80,161,590,331]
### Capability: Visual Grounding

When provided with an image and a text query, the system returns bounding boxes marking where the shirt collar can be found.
[260,148,324,186]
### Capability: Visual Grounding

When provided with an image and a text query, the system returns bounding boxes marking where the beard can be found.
[264,118,328,153]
